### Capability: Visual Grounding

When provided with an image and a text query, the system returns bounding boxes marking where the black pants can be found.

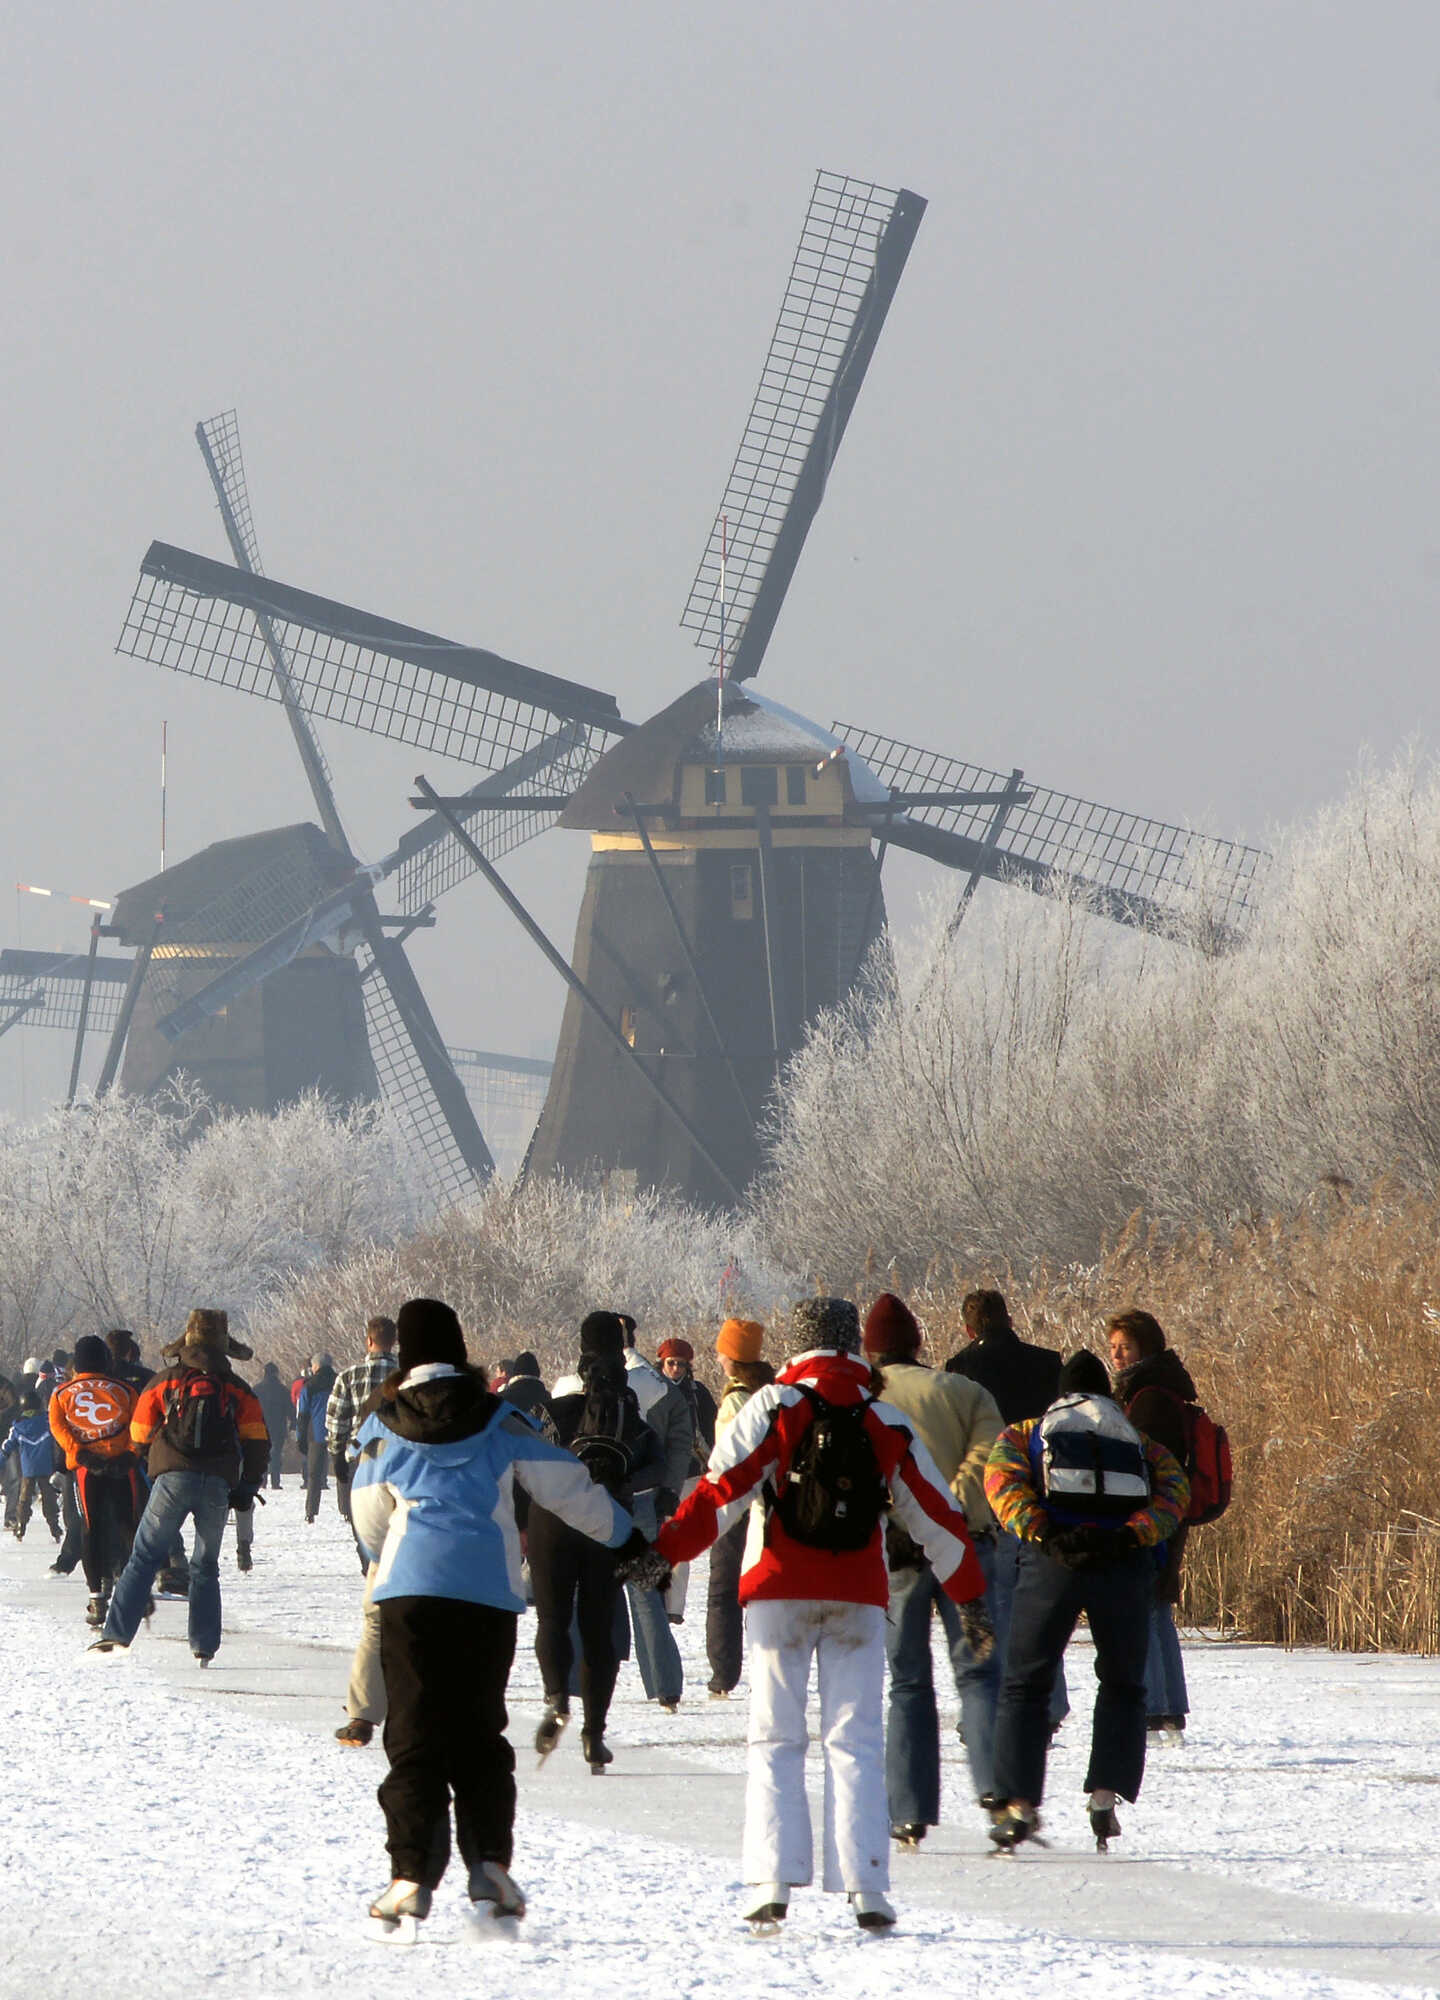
[303,1439,327,1520]
[528,1504,621,1736]
[705,1515,746,1693]
[75,1462,143,1594]
[16,1474,61,1539]
[993,1540,1153,1807]
[378,1595,517,1886]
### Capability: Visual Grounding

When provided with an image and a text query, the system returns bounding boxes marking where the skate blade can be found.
[746,1919,784,1939]
[465,1906,525,1942]
[367,1914,420,1946]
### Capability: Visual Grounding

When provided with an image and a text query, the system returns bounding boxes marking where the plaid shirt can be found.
[325,1353,399,1461]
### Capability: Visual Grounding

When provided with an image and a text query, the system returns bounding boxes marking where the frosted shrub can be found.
[754,752,1440,1283]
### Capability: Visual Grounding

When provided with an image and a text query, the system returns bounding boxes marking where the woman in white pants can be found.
[653,1297,992,1932]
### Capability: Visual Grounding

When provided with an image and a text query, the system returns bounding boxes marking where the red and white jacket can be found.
[654,1349,985,1609]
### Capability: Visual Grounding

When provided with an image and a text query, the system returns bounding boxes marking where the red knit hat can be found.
[863,1292,922,1357]
[657,1337,694,1363]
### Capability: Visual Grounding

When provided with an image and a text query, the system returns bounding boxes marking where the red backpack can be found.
[1152,1389,1232,1525]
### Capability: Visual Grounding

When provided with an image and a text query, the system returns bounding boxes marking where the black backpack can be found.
[773,1387,888,1552]
[161,1368,239,1460]
[570,1387,636,1496]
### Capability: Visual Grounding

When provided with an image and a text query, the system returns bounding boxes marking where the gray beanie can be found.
[789,1296,862,1355]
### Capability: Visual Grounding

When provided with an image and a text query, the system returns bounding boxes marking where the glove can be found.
[613,1530,673,1594]
[1045,1524,1136,1570]
[228,1484,259,1512]
[655,1486,679,1524]
[957,1596,996,1663]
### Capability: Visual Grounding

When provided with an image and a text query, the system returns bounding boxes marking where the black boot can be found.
[581,1730,613,1774]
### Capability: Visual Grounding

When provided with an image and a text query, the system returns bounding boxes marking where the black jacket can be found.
[1116,1346,1197,1602]
[945,1328,1062,1426]
[546,1386,664,1511]
[500,1372,557,1440]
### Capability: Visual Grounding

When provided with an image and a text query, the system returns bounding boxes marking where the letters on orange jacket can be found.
[50,1372,137,1468]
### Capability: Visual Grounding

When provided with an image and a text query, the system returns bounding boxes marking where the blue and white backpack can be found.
[1029,1393,1151,1525]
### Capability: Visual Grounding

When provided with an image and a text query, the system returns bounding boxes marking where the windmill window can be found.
[785,765,808,805]
[730,865,754,920]
[619,1005,638,1047]
[740,764,779,807]
[704,767,728,805]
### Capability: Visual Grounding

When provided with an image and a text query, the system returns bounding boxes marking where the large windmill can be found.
[115,170,1265,1210]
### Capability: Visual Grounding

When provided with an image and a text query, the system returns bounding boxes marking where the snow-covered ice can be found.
[3,1490,1439,1999]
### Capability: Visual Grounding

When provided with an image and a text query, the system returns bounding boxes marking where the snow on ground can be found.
[2,1486,1439,2000]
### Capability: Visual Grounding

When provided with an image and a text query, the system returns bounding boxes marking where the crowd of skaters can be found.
[0,1281,1212,1935]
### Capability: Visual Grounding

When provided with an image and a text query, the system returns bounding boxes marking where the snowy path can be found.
[3,1490,1439,1999]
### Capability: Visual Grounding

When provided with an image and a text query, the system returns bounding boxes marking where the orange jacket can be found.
[131,1363,270,1486]
[50,1372,138,1469]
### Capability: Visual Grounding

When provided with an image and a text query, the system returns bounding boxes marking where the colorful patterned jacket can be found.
[985,1414,1189,1547]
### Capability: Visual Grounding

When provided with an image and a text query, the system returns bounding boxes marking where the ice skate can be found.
[1148,1713,1186,1747]
[367,1878,430,1943]
[581,1730,613,1773]
[988,1803,1047,1853]
[1089,1790,1122,1853]
[193,1651,214,1667]
[467,1859,526,1918]
[741,1882,789,1934]
[850,1889,897,1930]
[533,1701,569,1763]
[236,1543,253,1573]
[87,1636,127,1655]
[84,1593,108,1629]
[336,1717,375,1747]
[891,1821,926,1850]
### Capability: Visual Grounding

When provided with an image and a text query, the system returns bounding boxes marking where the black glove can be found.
[655,1486,679,1523]
[1045,1524,1136,1570]
[228,1484,259,1512]
[613,1530,673,1594]
[957,1596,996,1663]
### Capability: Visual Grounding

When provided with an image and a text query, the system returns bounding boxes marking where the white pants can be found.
[742,1598,889,1894]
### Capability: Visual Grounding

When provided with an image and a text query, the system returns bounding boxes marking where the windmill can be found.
[115,169,1265,1211]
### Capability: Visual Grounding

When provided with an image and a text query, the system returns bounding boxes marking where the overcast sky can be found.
[3,2,1439,1118]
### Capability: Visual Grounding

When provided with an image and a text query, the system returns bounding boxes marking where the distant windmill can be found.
[114,170,1265,1210]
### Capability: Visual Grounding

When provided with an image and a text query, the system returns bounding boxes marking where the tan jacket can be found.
[875,1359,1002,1528]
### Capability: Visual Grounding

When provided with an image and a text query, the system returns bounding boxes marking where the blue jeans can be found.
[886,1555,1000,1824]
[104,1470,231,1658]
[625,1492,682,1704]
[987,1529,1069,1726]
[1145,1598,1189,1720]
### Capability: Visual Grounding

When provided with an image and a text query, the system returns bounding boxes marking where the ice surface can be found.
[4,1491,1440,1998]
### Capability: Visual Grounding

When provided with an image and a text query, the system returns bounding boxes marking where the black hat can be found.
[579,1312,626,1363]
[396,1298,467,1378]
[510,1350,540,1377]
[1057,1350,1110,1399]
[74,1334,112,1374]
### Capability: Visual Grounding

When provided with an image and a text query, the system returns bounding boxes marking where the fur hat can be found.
[510,1350,540,1378]
[579,1311,626,1363]
[396,1299,466,1378]
[717,1318,764,1363]
[788,1296,861,1356]
[656,1337,693,1363]
[163,1307,252,1365]
[1057,1350,1111,1399]
[73,1334,111,1374]
[863,1293,921,1358]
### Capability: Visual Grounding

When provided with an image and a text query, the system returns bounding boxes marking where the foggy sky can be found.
[4,2,1439,1118]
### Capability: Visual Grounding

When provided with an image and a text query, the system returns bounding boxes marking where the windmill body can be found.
[527,682,887,1204]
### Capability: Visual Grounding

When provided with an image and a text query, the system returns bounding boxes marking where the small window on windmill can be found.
[785,765,808,806]
[619,1005,638,1047]
[730,865,754,921]
[704,766,728,806]
[740,764,779,808]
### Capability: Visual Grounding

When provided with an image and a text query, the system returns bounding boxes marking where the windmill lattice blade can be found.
[448,1046,552,1179]
[681,171,926,683]
[119,543,626,770]
[196,410,264,574]
[361,953,481,1208]
[390,724,607,915]
[837,722,1267,940]
[0,950,129,1035]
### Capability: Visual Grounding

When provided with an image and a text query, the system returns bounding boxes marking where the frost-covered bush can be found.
[0,1088,425,1369]
[250,1176,791,1380]
[753,753,1440,1282]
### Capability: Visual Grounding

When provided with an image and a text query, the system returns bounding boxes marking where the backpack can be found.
[161,1368,239,1460]
[1151,1389,1233,1525]
[570,1390,636,1496]
[1029,1394,1151,1523]
[773,1387,889,1553]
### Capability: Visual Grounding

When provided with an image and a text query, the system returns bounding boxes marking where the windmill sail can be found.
[680,172,926,683]
[837,722,1267,945]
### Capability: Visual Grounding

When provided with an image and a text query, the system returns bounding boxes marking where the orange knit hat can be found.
[717,1317,764,1363]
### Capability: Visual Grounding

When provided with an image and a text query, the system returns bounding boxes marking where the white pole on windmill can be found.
[160,720,167,873]
[715,512,728,761]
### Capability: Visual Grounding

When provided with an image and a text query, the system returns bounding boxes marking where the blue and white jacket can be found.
[350,1362,633,1610]
[1,1407,57,1478]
